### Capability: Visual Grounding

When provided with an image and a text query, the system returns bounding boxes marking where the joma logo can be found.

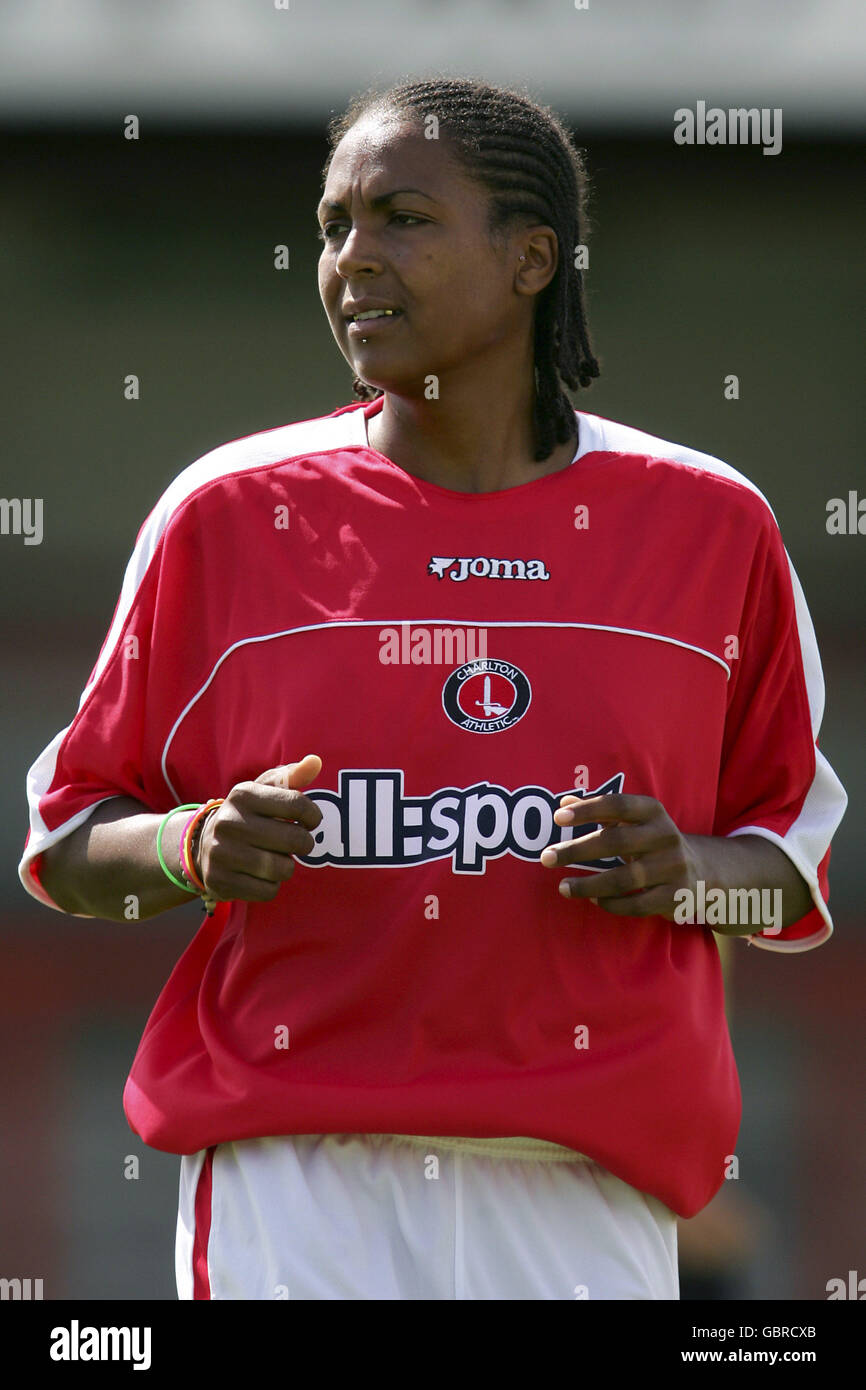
[428,556,550,582]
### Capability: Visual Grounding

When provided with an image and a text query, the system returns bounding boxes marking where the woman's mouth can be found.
[346,309,403,336]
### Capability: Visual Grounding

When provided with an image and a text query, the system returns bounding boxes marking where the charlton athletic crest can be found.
[442,659,532,734]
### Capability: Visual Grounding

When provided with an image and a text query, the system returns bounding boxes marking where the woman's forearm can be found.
[37,798,197,921]
[683,833,814,933]
[36,763,323,921]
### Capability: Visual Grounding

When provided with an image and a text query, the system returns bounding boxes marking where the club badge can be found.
[442,658,531,734]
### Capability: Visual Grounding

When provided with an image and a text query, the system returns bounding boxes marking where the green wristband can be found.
[157,804,201,892]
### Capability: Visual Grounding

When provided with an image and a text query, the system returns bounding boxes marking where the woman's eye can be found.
[317,213,424,242]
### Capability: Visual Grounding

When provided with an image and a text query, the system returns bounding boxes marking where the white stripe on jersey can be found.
[160,617,734,802]
[574,412,775,502]
[89,408,370,703]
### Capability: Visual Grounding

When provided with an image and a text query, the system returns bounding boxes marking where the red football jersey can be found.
[19,398,847,1218]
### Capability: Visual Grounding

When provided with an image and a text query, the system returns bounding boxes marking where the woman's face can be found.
[317,113,540,394]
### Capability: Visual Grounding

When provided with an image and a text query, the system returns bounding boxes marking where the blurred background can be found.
[1,0,863,1300]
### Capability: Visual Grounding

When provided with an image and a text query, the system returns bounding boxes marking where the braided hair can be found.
[323,77,601,462]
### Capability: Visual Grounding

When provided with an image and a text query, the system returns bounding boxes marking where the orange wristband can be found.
[181,798,223,894]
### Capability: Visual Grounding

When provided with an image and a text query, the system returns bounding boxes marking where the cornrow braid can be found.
[324,76,601,462]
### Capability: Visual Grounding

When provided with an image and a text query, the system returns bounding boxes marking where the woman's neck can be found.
[365,390,577,493]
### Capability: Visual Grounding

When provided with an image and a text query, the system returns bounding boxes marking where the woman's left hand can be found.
[540,793,700,919]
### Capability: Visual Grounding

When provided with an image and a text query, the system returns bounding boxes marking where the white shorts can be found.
[176,1134,679,1301]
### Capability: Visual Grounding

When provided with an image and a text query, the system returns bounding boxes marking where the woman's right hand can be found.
[196,754,324,904]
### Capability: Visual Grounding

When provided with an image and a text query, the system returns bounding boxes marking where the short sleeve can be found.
[19,494,187,914]
[712,510,847,951]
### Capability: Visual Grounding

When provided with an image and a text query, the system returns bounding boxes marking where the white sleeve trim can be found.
[726,824,833,952]
[724,548,847,955]
[723,560,847,957]
[18,795,124,917]
[579,410,848,957]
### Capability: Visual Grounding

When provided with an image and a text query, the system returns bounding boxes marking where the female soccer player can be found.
[20,78,847,1301]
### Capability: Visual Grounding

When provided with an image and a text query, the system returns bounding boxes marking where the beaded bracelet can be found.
[156,805,201,893]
